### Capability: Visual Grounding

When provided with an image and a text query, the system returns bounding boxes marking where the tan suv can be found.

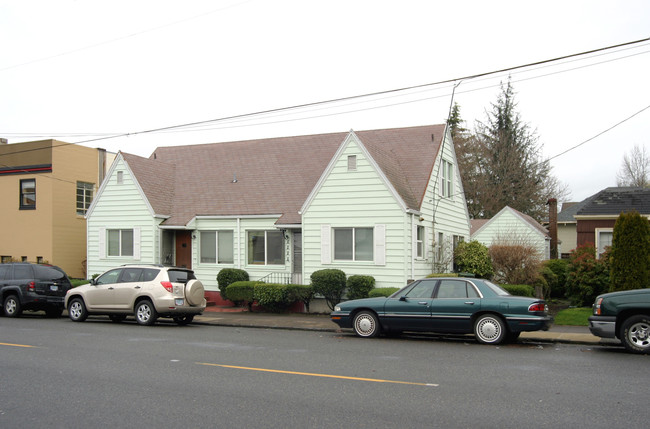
[65,265,206,326]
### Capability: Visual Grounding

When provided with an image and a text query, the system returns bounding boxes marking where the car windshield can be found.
[168,269,195,283]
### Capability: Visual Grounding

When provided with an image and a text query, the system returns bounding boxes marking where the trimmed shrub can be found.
[566,244,610,306]
[310,269,347,311]
[542,259,569,298]
[286,284,315,312]
[225,281,257,310]
[369,287,400,298]
[254,283,288,312]
[217,268,249,301]
[501,284,534,297]
[610,211,650,292]
[346,275,376,300]
[454,240,493,279]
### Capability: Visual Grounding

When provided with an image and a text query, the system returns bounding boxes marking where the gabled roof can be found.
[122,124,446,226]
[576,187,650,217]
[472,206,549,239]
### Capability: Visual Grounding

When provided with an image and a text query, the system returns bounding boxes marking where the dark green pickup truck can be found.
[589,288,650,354]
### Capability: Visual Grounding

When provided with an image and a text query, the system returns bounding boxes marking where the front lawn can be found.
[553,307,592,326]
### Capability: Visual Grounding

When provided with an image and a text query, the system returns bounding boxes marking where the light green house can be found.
[86,125,470,299]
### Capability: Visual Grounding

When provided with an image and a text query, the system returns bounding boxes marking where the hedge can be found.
[500,284,534,297]
[368,287,400,298]
[346,275,376,300]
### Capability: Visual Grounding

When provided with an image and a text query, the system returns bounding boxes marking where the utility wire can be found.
[1,37,649,157]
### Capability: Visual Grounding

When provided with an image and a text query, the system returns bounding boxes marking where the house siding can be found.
[303,137,417,288]
[473,208,549,259]
[86,157,161,278]
[422,131,471,274]
[192,216,290,290]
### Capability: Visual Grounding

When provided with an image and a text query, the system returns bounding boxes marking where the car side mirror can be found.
[399,296,407,302]
[90,278,98,286]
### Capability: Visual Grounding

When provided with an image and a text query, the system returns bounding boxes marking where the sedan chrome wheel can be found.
[621,316,650,354]
[474,314,506,345]
[353,311,380,338]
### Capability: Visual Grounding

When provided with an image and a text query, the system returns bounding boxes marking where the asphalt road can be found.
[1,316,647,428]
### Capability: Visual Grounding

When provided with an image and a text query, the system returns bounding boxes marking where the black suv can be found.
[0,262,73,318]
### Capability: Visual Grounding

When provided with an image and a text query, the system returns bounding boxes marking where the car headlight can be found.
[334,306,341,312]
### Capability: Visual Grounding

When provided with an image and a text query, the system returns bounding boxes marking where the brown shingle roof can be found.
[124,124,446,226]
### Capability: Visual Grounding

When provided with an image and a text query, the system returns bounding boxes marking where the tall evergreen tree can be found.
[610,211,650,291]
[473,79,560,221]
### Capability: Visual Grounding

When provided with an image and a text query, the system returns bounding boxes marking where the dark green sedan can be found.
[330,277,553,344]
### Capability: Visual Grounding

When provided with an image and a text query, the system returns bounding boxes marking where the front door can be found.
[175,231,192,269]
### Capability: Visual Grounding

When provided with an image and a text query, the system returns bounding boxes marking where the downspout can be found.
[411,212,415,281]
[237,217,241,269]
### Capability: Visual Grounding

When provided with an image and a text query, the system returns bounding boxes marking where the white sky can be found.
[1,0,649,203]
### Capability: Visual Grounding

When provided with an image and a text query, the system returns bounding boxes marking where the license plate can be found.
[50,285,58,291]
[175,299,184,306]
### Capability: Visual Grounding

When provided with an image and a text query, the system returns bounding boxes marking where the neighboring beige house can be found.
[86,124,472,298]
[470,206,551,260]
[0,139,113,278]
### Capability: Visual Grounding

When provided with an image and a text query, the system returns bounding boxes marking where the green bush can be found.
[610,211,650,292]
[454,240,493,279]
[286,284,315,312]
[225,281,257,310]
[71,279,90,287]
[311,269,347,311]
[346,275,376,300]
[542,259,569,298]
[254,283,288,312]
[500,284,534,297]
[566,244,610,306]
[217,268,249,301]
[369,287,400,298]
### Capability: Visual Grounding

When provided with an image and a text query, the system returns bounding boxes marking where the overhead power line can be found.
[1,37,649,159]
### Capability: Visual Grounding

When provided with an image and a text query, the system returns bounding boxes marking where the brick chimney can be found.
[547,198,558,259]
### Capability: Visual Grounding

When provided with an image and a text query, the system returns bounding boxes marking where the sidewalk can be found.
[195,307,621,347]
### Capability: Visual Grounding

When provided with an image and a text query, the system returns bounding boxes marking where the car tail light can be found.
[161,281,174,293]
[28,281,35,292]
[528,303,546,312]
[594,297,603,315]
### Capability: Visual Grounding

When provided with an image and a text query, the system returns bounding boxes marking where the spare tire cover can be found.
[185,279,205,306]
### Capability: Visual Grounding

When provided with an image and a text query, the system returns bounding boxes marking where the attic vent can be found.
[348,155,357,171]
[431,134,435,142]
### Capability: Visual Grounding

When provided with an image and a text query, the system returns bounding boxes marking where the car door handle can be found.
[134,285,141,289]
[464,301,475,305]
[108,287,114,290]
[418,301,429,305]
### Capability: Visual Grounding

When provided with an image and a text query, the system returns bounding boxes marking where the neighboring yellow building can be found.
[0,139,114,278]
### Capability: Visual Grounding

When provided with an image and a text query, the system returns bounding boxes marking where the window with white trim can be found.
[347,155,357,171]
[595,228,613,258]
[247,230,285,265]
[108,229,134,257]
[200,230,234,264]
[440,159,453,198]
[334,227,373,261]
[416,226,425,259]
